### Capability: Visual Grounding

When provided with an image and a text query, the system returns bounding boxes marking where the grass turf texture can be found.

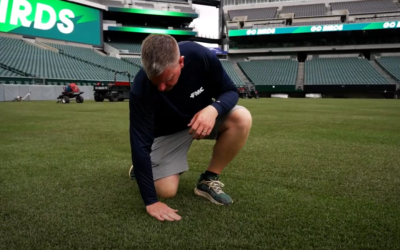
[0,99,399,249]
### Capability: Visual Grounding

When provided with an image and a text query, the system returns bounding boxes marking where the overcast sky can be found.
[190,4,220,47]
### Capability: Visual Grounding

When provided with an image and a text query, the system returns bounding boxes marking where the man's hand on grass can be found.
[146,202,181,222]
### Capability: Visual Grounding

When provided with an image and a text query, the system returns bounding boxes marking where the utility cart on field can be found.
[57,83,84,104]
[93,71,132,102]
[237,83,259,99]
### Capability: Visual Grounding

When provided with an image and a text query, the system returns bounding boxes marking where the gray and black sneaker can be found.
[194,174,233,205]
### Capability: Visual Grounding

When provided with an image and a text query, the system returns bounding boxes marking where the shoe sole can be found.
[194,188,233,206]
[129,165,134,179]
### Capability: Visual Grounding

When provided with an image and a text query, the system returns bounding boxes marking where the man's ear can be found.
[179,56,185,69]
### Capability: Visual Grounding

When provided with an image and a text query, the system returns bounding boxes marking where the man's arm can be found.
[129,91,158,206]
[130,74,182,222]
[188,48,240,139]
[203,50,239,116]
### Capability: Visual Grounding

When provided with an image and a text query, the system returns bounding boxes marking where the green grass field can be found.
[1,99,399,249]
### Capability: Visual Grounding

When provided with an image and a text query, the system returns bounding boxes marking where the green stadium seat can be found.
[238,59,298,86]
[0,36,118,81]
[305,57,388,85]
[219,60,245,87]
[122,57,143,67]
[375,56,400,82]
[0,36,145,83]
[45,43,141,81]
[107,42,142,54]
[0,67,20,77]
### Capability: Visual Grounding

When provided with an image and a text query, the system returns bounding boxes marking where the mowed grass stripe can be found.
[0,99,399,249]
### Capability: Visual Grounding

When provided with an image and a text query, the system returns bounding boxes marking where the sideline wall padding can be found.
[28,85,43,101]
[19,85,30,100]
[42,85,56,101]
[79,86,94,100]
[4,85,20,101]
[0,84,4,102]
[54,86,64,97]
[0,85,95,101]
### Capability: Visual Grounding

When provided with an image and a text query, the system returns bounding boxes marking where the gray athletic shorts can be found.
[150,105,245,181]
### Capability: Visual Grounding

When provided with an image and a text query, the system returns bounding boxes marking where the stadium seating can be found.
[354,16,400,23]
[220,60,245,87]
[0,36,130,82]
[121,58,246,87]
[253,21,286,28]
[45,43,141,78]
[292,20,341,26]
[228,7,277,21]
[122,57,143,67]
[305,57,388,85]
[134,3,155,9]
[330,0,398,14]
[144,0,188,3]
[238,59,298,86]
[280,4,326,17]
[87,0,124,7]
[175,6,196,13]
[108,42,142,53]
[375,56,400,82]
[0,67,20,77]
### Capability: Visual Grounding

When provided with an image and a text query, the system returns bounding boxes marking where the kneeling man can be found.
[129,34,252,222]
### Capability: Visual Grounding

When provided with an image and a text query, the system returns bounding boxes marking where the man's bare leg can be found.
[208,108,252,174]
[154,174,180,198]
[130,165,180,198]
[194,108,252,205]
[135,108,252,202]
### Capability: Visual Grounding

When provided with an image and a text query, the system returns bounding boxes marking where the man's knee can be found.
[157,187,178,199]
[227,107,253,132]
[237,108,252,129]
[154,174,180,198]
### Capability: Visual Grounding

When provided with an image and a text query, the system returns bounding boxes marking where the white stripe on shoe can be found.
[194,188,226,206]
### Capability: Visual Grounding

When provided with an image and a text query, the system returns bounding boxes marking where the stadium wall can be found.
[0,84,4,102]
[0,84,94,102]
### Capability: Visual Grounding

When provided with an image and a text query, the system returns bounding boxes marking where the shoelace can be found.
[205,180,225,194]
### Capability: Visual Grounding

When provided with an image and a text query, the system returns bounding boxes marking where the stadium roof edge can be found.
[64,0,107,11]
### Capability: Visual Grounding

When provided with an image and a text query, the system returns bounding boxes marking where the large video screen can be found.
[0,0,102,46]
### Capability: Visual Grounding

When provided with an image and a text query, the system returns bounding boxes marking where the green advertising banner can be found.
[229,21,400,37]
[108,7,198,18]
[107,26,197,36]
[0,0,102,46]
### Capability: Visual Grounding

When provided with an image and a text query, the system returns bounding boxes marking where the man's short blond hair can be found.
[141,34,180,79]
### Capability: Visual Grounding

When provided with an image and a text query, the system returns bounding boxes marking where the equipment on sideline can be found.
[93,71,132,102]
[238,84,259,99]
[56,83,84,104]
[14,92,31,102]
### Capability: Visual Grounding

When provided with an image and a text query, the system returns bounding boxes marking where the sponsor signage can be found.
[0,0,102,46]
[229,21,400,37]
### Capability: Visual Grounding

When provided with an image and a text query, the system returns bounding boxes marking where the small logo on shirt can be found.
[190,87,204,98]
